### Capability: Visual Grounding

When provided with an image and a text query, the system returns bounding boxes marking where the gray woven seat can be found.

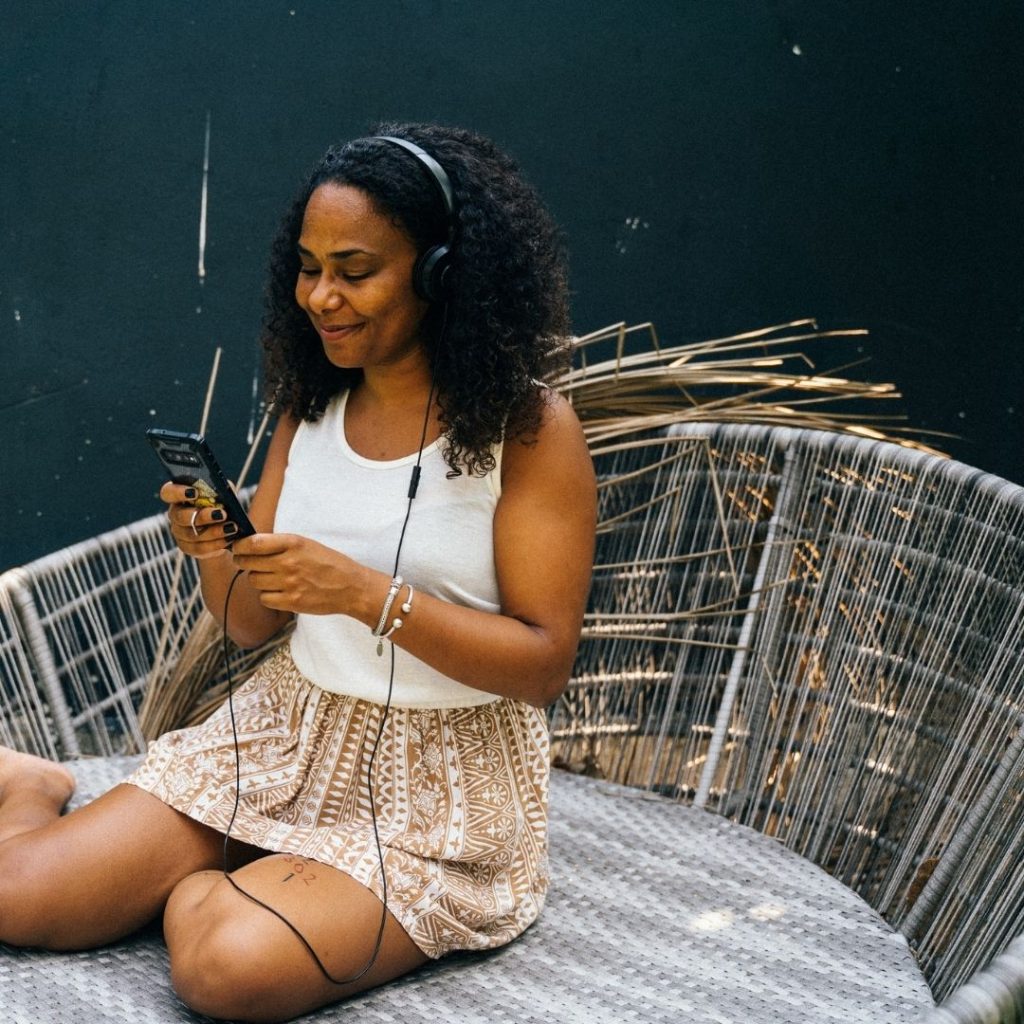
[4,423,1024,1022]
[2,756,931,1023]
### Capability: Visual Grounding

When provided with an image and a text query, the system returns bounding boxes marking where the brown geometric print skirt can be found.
[125,644,551,959]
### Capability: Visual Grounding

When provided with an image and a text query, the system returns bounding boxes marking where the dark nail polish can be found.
[211,509,225,521]
[224,522,238,535]
[184,487,197,499]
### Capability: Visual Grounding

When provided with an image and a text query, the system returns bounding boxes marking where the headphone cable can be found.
[219,565,389,986]
[218,352,440,986]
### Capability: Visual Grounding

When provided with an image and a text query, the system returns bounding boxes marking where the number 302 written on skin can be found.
[280,854,319,886]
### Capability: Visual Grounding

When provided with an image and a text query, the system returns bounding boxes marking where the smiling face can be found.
[294,183,431,372]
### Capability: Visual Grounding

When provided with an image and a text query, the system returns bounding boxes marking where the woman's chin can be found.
[320,345,363,370]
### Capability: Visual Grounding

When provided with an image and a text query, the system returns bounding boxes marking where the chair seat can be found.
[1,759,934,1023]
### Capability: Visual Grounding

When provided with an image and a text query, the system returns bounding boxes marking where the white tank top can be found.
[274,389,502,708]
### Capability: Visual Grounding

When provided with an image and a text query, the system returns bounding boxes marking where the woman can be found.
[0,123,596,1022]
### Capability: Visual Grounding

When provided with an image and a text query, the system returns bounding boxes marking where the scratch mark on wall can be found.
[247,362,261,444]
[1,381,88,413]
[198,110,211,284]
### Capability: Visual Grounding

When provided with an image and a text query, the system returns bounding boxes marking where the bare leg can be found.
[0,748,75,843]
[165,855,430,1023]
[0,747,264,950]
[0,749,431,1021]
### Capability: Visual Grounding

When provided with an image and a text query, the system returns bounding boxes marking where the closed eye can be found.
[297,268,373,282]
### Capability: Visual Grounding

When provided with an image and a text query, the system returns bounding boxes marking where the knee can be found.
[165,875,285,1022]
[169,920,278,1022]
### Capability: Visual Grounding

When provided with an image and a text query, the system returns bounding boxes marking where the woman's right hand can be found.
[159,481,240,560]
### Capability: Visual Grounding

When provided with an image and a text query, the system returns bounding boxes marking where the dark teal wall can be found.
[2,1,1022,569]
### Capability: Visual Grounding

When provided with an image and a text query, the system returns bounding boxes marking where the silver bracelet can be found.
[376,583,414,655]
[372,576,403,638]
[381,584,415,639]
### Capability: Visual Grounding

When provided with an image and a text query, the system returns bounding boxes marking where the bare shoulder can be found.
[270,411,302,450]
[501,388,594,489]
[493,389,595,673]
[256,413,301,483]
[247,413,302,530]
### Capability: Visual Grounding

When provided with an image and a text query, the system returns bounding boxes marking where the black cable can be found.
[220,574,389,987]
[217,341,442,986]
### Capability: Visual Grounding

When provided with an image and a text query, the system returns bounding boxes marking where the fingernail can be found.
[224,523,238,535]
[211,509,225,521]
[184,487,197,499]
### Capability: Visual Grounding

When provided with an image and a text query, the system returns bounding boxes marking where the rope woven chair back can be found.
[0,571,60,759]
[9,488,278,758]
[555,427,781,787]
[4,426,1024,1005]
[11,513,202,757]
[550,423,1024,1000]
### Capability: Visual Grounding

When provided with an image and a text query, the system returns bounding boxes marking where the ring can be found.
[189,508,201,536]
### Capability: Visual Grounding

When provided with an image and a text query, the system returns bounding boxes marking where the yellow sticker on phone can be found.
[191,479,219,508]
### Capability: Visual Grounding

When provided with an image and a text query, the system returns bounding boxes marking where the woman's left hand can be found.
[229,533,368,615]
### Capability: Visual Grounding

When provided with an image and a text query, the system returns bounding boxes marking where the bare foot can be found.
[0,747,76,811]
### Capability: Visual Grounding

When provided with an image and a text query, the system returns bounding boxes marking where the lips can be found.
[316,322,363,340]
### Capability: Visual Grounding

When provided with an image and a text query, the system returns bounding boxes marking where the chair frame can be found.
[3,423,1024,1022]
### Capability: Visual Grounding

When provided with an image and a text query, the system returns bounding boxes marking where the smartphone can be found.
[146,428,256,539]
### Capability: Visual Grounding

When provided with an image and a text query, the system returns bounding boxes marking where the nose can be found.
[305,273,344,315]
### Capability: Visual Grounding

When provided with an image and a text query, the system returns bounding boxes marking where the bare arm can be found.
[231,393,597,706]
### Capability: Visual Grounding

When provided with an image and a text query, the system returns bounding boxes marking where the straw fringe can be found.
[140,318,941,736]
[561,319,948,454]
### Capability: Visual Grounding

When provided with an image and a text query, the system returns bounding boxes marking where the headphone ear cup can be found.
[413,244,452,303]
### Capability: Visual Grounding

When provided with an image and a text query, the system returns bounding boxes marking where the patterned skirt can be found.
[125,644,551,959]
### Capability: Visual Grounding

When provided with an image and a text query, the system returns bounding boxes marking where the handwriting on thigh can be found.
[280,854,319,886]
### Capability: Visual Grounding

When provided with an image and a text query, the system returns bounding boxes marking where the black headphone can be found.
[370,135,455,303]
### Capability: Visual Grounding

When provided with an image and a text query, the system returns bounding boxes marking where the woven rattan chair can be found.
[2,424,1024,1023]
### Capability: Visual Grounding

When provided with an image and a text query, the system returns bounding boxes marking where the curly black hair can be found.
[261,122,570,477]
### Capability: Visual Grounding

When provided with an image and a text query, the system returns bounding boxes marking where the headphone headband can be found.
[371,135,454,223]
[368,134,455,303]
